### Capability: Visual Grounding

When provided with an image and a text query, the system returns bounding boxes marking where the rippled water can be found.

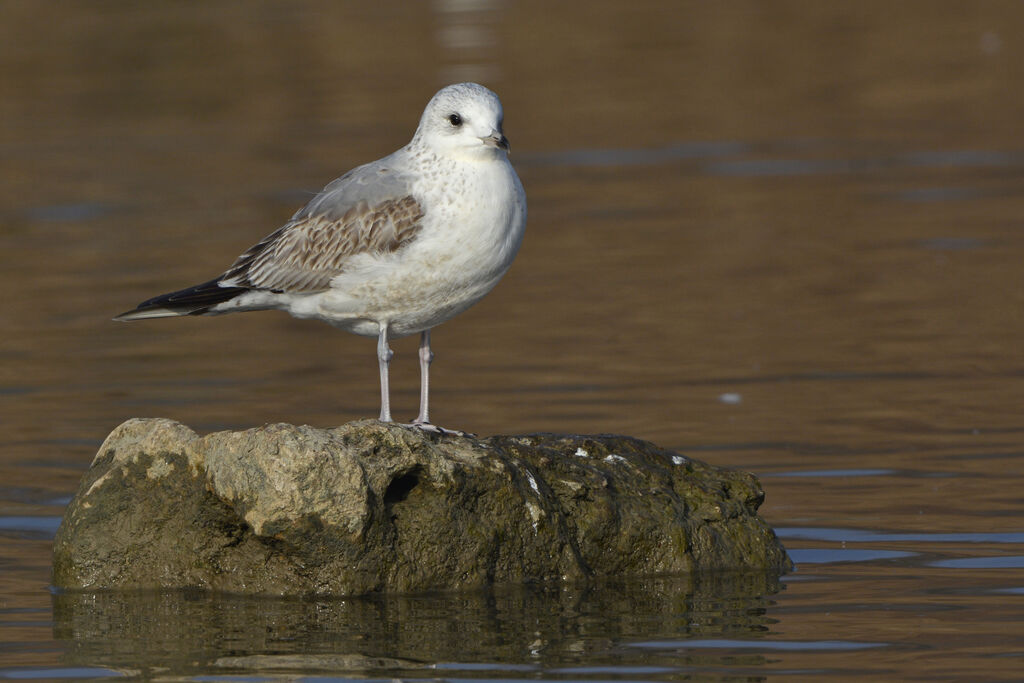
[3,1,1024,681]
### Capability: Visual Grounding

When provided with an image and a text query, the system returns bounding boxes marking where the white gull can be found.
[115,82,527,430]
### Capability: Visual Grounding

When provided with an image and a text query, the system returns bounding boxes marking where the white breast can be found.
[307,154,526,338]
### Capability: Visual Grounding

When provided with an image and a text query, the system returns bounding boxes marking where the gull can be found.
[115,83,527,430]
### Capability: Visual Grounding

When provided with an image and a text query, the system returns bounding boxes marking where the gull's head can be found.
[413,82,510,160]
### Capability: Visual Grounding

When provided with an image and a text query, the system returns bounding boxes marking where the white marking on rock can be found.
[574,447,588,458]
[85,471,113,496]
[604,454,627,464]
[526,502,543,534]
[146,458,174,479]
[526,471,540,495]
[672,455,687,465]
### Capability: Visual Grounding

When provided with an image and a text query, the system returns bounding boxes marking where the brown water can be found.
[3,1,1024,680]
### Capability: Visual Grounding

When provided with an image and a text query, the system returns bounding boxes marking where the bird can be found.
[115,82,527,431]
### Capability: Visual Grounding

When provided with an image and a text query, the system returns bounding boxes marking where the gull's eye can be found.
[448,113,463,127]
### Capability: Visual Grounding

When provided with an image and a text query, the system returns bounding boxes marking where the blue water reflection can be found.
[788,549,915,565]
[779,527,1024,544]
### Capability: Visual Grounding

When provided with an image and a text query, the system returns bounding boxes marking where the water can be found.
[3,1,1024,680]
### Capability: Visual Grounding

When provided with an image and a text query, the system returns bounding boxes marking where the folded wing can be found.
[115,161,425,320]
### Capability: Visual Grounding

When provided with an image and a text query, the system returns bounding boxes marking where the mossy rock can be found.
[53,418,791,595]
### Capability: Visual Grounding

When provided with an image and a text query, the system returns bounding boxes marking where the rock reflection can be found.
[53,573,783,677]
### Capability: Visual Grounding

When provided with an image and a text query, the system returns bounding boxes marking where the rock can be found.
[53,418,791,596]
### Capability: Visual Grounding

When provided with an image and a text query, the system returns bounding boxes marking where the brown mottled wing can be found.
[221,195,424,293]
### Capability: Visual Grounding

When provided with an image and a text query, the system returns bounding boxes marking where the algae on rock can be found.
[53,418,791,596]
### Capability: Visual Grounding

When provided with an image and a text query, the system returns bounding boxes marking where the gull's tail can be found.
[113,278,248,321]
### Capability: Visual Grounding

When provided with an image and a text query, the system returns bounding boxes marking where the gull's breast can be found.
[315,158,525,336]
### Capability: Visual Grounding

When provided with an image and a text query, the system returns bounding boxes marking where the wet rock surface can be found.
[53,418,791,595]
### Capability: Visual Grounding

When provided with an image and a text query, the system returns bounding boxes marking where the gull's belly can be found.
[312,217,521,337]
[343,256,506,336]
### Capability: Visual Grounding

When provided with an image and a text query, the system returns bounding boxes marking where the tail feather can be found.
[114,278,249,321]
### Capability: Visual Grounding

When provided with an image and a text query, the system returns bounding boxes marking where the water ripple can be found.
[779,527,1024,544]
[628,638,888,651]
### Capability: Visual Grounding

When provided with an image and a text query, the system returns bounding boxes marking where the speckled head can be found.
[411,83,510,160]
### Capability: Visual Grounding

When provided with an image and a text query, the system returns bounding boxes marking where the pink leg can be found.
[413,329,434,426]
[377,323,394,422]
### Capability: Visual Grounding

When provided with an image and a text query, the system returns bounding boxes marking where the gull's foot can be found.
[408,421,475,438]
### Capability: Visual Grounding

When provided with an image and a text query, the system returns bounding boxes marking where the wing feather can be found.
[221,193,424,294]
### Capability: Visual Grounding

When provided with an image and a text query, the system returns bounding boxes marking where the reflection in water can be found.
[781,527,1024,544]
[53,574,783,677]
[628,638,886,652]
[931,556,1024,570]
[0,516,62,538]
[788,548,915,564]
[434,0,502,85]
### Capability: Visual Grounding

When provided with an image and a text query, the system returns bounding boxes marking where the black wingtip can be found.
[119,278,250,319]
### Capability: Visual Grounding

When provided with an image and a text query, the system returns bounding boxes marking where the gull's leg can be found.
[413,329,434,426]
[377,323,394,422]
[405,330,472,437]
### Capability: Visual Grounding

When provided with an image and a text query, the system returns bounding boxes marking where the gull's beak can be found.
[482,131,510,153]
